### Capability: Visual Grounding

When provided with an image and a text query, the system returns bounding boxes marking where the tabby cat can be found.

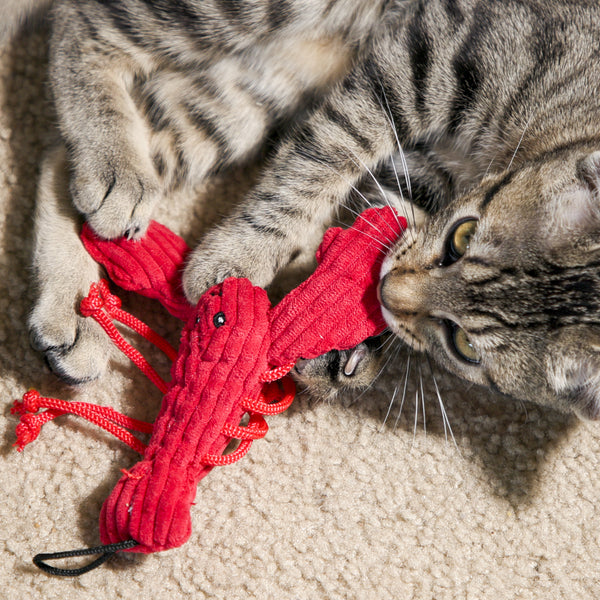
[6,0,600,419]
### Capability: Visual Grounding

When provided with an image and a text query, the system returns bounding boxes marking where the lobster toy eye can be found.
[213,312,226,328]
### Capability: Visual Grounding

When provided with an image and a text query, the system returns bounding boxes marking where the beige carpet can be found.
[1,27,599,600]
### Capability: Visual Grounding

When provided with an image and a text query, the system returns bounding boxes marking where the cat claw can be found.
[29,307,112,384]
[294,342,369,378]
[343,344,368,377]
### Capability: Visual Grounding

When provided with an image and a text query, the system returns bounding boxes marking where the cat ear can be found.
[546,152,600,236]
[547,152,600,232]
[579,150,600,192]
[546,329,600,419]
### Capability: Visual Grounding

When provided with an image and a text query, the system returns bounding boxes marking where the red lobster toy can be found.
[12,207,405,575]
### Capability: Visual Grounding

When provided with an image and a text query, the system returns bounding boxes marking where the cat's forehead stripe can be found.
[479,171,515,212]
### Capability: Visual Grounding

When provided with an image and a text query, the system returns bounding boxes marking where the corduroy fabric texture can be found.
[81,221,193,322]
[77,206,404,554]
[99,277,272,554]
[268,208,406,365]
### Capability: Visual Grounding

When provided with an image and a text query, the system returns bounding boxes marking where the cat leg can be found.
[28,146,113,383]
[182,59,398,302]
[48,6,160,239]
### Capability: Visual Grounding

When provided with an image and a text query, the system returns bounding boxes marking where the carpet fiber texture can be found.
[1,28,599,600]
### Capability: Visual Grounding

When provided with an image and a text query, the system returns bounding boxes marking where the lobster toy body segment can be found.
[12,207,406,573]
[100,277,273,553]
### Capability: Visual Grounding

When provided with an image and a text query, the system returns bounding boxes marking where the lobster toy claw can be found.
[81,221,193,321]
[14,206,406,574]
[269,207,406,365]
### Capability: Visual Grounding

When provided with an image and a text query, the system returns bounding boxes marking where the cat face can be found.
[380,151,600,419]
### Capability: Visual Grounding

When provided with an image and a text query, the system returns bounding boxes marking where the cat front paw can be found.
[182,230,279,303]
[70,156,160,240]
[291,336,388,402]
[29,296,111,384]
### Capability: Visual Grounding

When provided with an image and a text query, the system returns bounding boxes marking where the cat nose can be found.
[378,271,424,315]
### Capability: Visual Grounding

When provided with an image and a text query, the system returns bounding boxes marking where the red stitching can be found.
[120,468,145,480]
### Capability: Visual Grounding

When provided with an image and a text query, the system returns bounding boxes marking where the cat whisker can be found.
[483,150,499,178]
[374,94,406,206]
[372,101,418,241]
[410,345,426,448]
[334,217,394,254]
[419,358,426,438]
[374,331,396,353]
[310,175,400,252]
[290,150,399,250]
[393,348,412,431]
[506,111,534,172]
[341,146,412,244]
[375,182,418,247]
[307,155,376,210]
[377,83,417,231]
[382,169,416,241]
[412,371,420,448]
[290,130,410,253]
[426,355,458,450]
[379,385,399,433]
[289,148,390,245]
[338,168,404,248]
[353,209,402,249]
[361,335,403,396]
[332,213,395,255]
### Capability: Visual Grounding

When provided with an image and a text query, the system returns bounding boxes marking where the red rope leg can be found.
[12,390,152,454]
[80,281,170,393]
[12,282,168,454]
[14,280,298,473]
[94,280,178,362]
[242,376,296,416]
[201,375,297,467]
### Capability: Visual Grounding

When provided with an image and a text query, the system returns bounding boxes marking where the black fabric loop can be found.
[33,539,138,576]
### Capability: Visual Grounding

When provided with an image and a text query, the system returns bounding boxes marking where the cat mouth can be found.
[379,303,424,350]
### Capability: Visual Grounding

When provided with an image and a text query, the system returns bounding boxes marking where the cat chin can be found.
[379,304,417,349]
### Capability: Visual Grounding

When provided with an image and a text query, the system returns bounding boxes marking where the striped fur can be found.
[20,0,600,417]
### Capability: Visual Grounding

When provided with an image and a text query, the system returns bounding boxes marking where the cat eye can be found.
[446,320,480,364]
[441,218,478,266]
